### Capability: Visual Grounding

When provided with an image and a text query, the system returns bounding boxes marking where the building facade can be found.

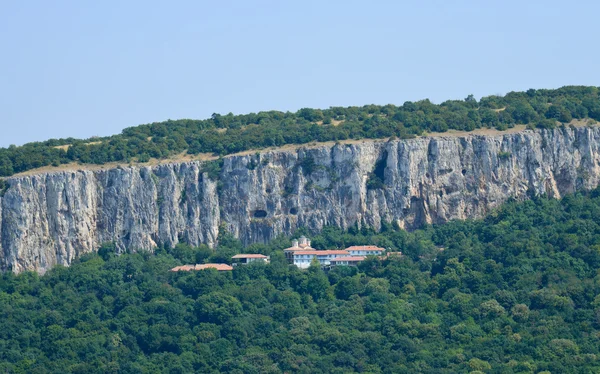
[345,245,385,256]
[329,256,366,266]
[291,250,350,269]
[284,236,314,262]
[231,254,269,265]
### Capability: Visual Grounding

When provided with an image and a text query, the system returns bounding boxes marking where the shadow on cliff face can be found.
[253,210,268,218]
[366,150,388,191]
[405,196,428,230]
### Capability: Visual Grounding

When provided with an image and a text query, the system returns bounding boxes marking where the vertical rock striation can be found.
[2,127,600,273]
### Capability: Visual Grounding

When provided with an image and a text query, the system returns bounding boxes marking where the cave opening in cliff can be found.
[290,207,298,215]
[253,210,268,218]
[366,150,388,190]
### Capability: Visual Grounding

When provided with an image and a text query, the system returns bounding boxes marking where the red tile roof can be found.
[170,263,233,271]
[196,264,233,271]
[232,254,268,259]
[330,256,366,262]
[170,265,196,272]
[292,250,350,256]
[345,245,385,252]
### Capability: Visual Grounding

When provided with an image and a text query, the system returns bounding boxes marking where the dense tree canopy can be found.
[1,86,599,176]
[2,189,600,372]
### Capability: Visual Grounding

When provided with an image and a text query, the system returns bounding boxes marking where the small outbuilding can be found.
[170,263,233,272]
[231,254,269,265]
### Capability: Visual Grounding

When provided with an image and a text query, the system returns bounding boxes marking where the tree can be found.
[0,157,13,177]
[464,94,477,108]
[509,100,538,124]
[97,242,117,261]
[334,276,363,300]
[3,184,600,372]
[304,260,331,301]
[195,292,242,324]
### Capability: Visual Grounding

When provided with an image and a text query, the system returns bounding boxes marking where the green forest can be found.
[1,86,599,177]
[2,190,600,373]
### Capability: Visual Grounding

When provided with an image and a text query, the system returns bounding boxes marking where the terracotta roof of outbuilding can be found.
[232,254,268,259]
[170,265,196,272]
[170,263,233,271]
[196,263,233,271]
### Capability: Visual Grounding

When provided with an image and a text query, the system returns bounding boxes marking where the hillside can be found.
[1,191,600,373]
[1,86,599,177]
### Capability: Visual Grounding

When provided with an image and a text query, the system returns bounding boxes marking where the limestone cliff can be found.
[2,127,599,273]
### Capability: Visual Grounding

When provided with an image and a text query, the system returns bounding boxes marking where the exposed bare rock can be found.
[2,127,599,273]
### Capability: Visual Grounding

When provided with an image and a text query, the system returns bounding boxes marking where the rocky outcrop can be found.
[2,127,600,273]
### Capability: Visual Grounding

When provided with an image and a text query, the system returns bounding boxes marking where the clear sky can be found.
[1,0,599,147]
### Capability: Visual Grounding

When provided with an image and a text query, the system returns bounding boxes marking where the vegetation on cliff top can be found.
[1,86,599,177]
[2,189,600,372]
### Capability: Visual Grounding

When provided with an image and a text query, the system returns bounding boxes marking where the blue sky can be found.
[1,0,599,147]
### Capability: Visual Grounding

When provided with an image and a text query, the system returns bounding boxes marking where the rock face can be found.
[2,127,600,273]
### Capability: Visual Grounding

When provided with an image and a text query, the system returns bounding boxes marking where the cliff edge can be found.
[2,127,599,273]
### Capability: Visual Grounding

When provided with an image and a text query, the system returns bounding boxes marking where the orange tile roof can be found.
[170,263,233,271]
[232,254,268,259]
[196,263,233,271]
[292,250,350,256]
[170,265,195,272]
[330,256,366,262]
[345,245,385,251]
